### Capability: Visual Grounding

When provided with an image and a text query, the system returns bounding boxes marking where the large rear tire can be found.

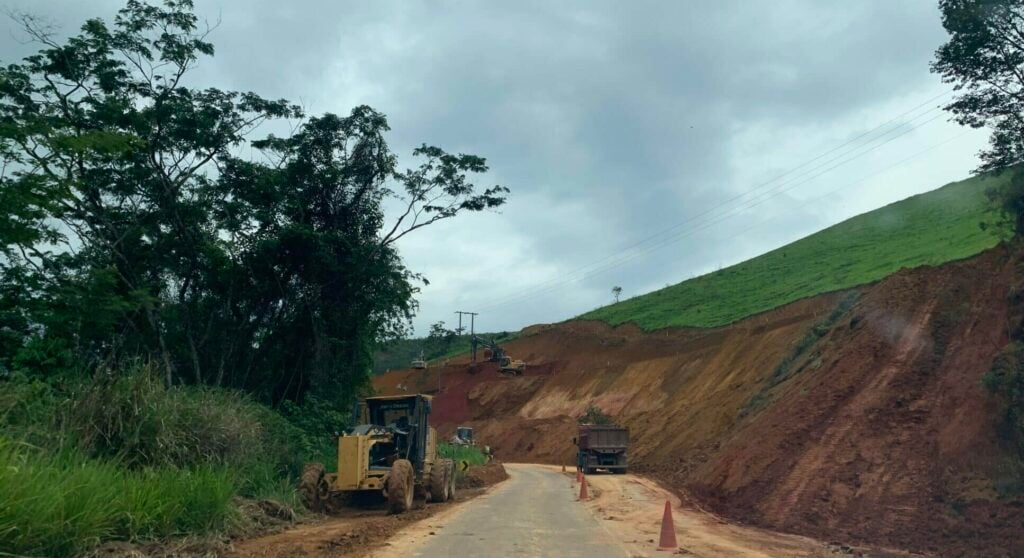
[386,459,415,514]
[429,460,449,502]
[299,463,329,512]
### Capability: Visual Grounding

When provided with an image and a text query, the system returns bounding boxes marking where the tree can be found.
[425,321,457,359]
[611,286,622,303]
[0,1,508,407]
[932,0,1024,234]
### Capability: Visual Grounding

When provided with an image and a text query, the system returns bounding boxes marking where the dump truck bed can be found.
[577,425,629,449]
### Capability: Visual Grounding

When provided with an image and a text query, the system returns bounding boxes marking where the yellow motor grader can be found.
[299,394,456,514]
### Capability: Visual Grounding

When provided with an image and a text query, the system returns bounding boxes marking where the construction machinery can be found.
[300,394,455,514]
[452,426,475,446]
[573,424,629,474]
[470,336,526,376]
[411,351,427,370]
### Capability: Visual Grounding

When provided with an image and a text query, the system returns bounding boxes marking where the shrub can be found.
[983,341,1024,450]
[63,363,305,477]
[577,404,615,425]
[0,364,313,553]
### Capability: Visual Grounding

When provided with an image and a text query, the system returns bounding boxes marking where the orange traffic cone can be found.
[578,475,589,501]
[656,500,678,551]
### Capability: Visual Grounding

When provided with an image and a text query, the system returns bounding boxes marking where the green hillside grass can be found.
[579,173,1007,330]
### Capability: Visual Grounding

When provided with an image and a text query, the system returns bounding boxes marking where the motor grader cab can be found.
[300,394,456,514]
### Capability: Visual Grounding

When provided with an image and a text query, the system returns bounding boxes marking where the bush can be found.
[0,364,312,553]
[577,404,615,425]
[279,394,352,473]
[62,364,305,478]
[983,341,1024,450]
[0,438,235,557]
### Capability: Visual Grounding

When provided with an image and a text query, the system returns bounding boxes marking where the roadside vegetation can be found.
[438,442,489,467]
[0,365,306,556]
[581,173,1004,330]
[0,0,506,554]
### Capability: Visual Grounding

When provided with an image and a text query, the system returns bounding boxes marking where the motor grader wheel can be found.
[445,458,457,501]
[299,462,330,512]
[386,459,415,514]
[429,459,449,502]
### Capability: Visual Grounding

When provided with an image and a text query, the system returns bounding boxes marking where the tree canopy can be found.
[932,0,1024,233]
[0,0,507,406]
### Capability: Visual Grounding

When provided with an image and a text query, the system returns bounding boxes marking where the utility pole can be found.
[455,310,478,362]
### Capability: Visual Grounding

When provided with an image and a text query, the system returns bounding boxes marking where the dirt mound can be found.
[374,245,1024,557]
[456,461,509,489]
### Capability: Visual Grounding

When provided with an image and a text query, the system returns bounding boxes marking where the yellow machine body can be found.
[328,395,438,493]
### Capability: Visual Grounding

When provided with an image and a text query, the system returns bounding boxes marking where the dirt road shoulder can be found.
[228,465,508,558]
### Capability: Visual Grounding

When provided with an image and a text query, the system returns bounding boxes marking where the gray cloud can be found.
[0,0,988,334]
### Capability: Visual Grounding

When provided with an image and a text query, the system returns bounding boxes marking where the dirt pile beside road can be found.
[456,461,508,489]
[374,246,1024,557]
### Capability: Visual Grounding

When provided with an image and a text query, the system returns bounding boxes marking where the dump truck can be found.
[573,424,629,474]
[299,394,455,514]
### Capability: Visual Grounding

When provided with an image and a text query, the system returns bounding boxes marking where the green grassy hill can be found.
[579,173,1006,330]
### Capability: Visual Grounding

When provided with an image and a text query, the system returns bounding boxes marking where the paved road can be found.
[395,464,628,557]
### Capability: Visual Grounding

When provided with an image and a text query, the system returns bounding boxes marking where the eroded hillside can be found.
[375,246,1024,557]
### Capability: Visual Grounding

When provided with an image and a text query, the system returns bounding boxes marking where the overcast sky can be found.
[1,1,990,335]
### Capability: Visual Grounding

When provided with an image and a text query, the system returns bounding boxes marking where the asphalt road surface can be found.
[386,463,627,557]
[374,464,847,558]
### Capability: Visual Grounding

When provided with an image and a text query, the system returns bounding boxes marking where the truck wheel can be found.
[386,459,415,514]
[299,462,329,512]
[430,459,449,502]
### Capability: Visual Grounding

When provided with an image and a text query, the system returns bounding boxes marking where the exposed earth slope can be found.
[375,246,1024,557]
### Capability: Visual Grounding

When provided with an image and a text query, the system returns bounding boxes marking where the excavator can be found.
[470,336,526,376]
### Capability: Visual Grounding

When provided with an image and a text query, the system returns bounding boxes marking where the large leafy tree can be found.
[932,0,1024,233]
[0,0,507,405]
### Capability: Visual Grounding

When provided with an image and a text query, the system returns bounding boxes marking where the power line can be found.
[473,99,950,311]
[476,118,964,313]
[466,91,951,307]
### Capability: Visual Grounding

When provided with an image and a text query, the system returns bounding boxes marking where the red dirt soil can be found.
[375,246,1024,557]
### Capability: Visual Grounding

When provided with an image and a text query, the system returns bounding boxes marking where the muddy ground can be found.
[226,463,508,558]
[374,246,1024,557]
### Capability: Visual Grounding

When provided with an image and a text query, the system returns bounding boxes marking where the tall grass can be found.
[0,365,314,555]
[438,442,488,467]
[0,439,235,557]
